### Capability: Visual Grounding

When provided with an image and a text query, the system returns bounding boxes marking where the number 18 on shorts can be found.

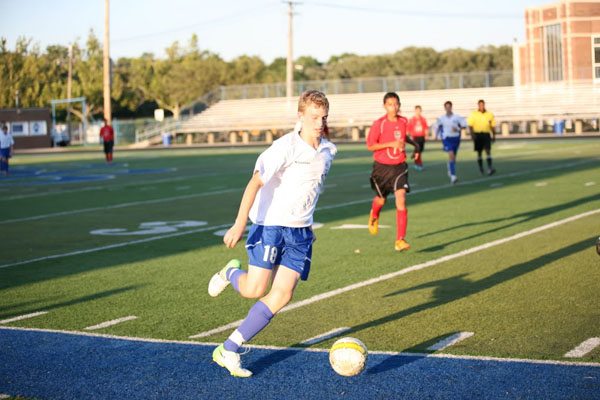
[245,224,314,281]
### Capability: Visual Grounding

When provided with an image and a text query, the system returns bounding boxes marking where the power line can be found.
[303,1,522,20]
[112,2,278,43]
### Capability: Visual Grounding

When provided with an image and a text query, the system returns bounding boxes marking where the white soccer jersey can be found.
[435,114,466,139]
[249,127,337,227]
[0,133,14,149]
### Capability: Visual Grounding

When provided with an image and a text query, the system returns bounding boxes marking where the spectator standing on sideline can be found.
[99,118,115,163]
[0,124,14,176]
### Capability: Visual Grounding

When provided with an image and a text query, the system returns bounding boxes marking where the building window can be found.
[593,36,600,81]
[543,24,563,81]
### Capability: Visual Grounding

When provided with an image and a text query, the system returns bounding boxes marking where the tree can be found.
[227,55,265,85]
[261,57,287,83]
[132,35,227,119]
[68,30,104,122]
[294,55,326,81]
[0,33,514,118]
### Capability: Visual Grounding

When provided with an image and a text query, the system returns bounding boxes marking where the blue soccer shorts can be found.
[245,224,314,281]
[0,148,11,159]
[442,137,461,154]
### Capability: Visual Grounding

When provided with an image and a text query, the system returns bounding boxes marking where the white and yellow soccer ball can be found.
[329,337,368,376]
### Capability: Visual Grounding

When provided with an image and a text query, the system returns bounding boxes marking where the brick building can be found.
[513,0,600,84]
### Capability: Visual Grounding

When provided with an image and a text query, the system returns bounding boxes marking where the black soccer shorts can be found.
[370,161,410,198]
[473,132,491,152]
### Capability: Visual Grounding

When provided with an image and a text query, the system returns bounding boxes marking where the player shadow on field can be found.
[247,236,593,376]
[366,353,424,374]
[366,331,477,374]
[0,298,60,313]
[246,348,305,376]
[0,285,143,320]
[349,236,594,374]
[417,192,600,253]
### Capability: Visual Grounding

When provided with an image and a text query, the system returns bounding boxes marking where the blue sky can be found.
[2,0,551,62]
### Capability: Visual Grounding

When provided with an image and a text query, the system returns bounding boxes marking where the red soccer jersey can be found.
[367,114,408,165]
[100,125,114,142]
[407,115,428,137]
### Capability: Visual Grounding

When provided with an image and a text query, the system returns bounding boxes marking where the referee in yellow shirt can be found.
[467,99,496,175]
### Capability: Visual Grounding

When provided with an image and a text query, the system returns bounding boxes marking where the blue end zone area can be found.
[1,328,598,399]
[0,165,175,186]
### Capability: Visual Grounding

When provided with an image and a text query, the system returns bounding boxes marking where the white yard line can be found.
[3,155,597,225]
[1,188,238,225]
[188,208,600,339]
[2,158,597,269]
[317,158,598,212]
[426,332,474,351]
[0,325,598,368]
[0,223,231,270]
[0,311,48,324]
[300,327,351,345]
[564,338,600,358]
[84,316,138,331]
[4,142,597,203]
[0,169,245,201]
[331,224,390,229]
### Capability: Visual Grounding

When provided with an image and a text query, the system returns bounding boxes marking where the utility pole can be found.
[67,44,73,141]
[103,0,111,124]
[286,1,294,98]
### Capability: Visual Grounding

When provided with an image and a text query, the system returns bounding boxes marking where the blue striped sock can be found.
[224,301,274,352]
[227,267,246,293]
[449,161,456,176]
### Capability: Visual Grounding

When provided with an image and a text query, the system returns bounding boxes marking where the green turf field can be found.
[1,139,599,363]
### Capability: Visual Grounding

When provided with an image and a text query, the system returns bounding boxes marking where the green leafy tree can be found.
[227,55,266,85]
[132,35,226,118]
[69,30,104,122]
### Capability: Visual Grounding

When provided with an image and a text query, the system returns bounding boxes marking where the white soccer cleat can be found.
[450,175,458,185]
[212,344,253,377]
[208,259,241,297]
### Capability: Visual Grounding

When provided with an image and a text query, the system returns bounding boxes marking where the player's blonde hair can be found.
[298,90,329,113]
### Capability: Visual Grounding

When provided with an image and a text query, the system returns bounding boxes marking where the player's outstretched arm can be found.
[223,172,264,248]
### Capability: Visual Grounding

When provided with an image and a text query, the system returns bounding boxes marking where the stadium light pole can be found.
[103,0,112,125]
[67,44,73,141]
[286,1,294,98]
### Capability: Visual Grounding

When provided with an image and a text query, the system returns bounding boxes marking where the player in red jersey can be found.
[407,105,429,171]
[366,92,420,251]
[99,118,115,163]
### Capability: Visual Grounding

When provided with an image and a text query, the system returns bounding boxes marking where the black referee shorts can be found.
[473,133,491,152]
[370,161,410,198]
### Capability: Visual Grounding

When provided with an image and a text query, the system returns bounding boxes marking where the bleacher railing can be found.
[137,70,515,142]
[183,70,514,114]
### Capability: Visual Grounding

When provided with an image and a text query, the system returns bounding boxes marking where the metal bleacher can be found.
[135,78,600,145]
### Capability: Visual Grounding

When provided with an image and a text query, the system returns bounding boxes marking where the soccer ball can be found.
[329,337,368,376]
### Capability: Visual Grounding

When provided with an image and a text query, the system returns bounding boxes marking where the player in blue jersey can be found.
[207,90,337,377]
[435,101,466,184]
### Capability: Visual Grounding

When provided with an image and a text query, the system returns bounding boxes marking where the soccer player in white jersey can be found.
[207,90,337,377]
[435,101,466,184]
[0,124,15,176]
